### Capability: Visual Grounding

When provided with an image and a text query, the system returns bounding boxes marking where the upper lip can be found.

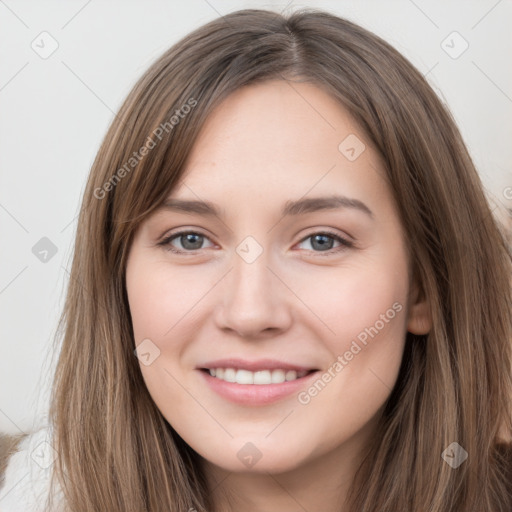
[198,358,318,372]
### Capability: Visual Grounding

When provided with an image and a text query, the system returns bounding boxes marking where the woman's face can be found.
[125,80,431,475]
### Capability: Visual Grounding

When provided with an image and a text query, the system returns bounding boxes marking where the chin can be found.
[197,437,313,475]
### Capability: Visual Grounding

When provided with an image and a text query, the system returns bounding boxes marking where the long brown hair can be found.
[35,8,512,511]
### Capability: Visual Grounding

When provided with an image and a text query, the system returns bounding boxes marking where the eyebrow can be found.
[159,195,374,219]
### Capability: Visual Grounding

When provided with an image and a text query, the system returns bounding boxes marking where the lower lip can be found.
[198,369,319,406]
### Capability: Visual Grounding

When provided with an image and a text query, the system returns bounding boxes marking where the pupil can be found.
[312,234,332,251]
[183,233,202,249]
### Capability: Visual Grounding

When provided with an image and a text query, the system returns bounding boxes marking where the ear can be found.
[406,277,432,335]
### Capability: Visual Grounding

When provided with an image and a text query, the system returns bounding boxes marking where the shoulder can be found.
[0,424,62,512]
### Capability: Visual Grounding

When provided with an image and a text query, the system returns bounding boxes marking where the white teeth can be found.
[223,368,236,382]
[254,370,271,384]
[285,370,297,381]
[207,367,309,385]
[235,369,253,385]
[271,369,286,383]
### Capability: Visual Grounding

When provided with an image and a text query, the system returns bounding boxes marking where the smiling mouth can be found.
[200,368,318,385]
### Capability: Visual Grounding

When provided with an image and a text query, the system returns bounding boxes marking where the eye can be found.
[157,229,354,256]
[296,230,354,256]
[158,231,215,254]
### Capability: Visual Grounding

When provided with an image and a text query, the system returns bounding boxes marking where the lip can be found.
[197,358,316,372]
[196,359,320,406]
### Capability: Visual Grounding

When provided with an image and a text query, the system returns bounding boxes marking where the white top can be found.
[0,425,63,511]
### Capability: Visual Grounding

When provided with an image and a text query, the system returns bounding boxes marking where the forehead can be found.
[185,79,364,165]
[164,80,390,218]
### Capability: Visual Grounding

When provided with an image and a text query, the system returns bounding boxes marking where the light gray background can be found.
[1,0,511,434]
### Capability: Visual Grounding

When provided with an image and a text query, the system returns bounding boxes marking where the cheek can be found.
[290,254,409,349]
[293,282,407,449]
[290,248,409,411]
[126,256,197,420]
[315,280,407,392]
[126,257,205,344]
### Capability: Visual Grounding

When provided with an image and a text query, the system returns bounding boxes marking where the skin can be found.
[125,79,432,512]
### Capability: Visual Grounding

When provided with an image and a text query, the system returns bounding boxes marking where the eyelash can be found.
[157,229,354,257]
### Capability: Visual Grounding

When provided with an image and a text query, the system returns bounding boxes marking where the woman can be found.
[1,8,511,512]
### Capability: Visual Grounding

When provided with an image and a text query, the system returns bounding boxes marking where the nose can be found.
[214,248,292,339]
